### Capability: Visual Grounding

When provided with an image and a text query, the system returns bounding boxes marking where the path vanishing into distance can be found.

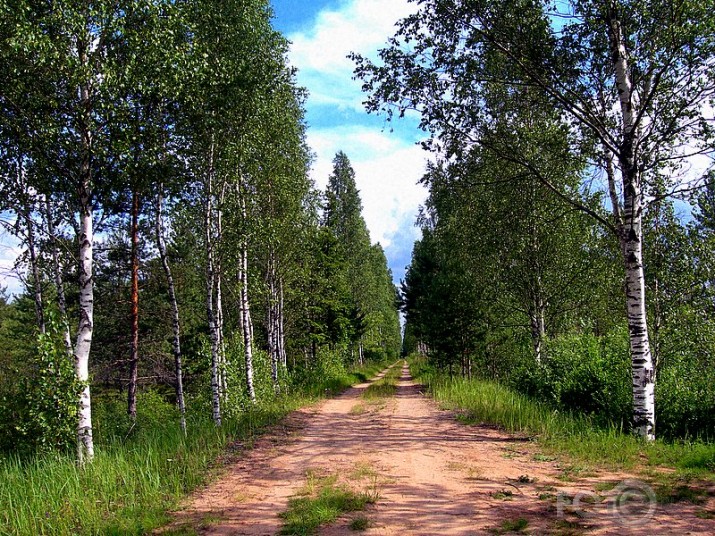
[160,363,714,535]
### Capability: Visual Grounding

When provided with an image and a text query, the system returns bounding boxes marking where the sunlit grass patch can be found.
[0,361,390,536]
[279,472,377,535]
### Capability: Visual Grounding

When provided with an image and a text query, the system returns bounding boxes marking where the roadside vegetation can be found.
[0,359,387,536]
[409,356,715,496]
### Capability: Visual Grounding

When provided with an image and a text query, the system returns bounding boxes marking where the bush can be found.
[289,347,351,396]
[8,314,82,456]
[656,359,715,440]
[93,389,181,444]
[507,329,632,429]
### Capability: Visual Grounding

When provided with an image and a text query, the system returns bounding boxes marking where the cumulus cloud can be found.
[288,0,417,111]
[288,0,429,271]
[307,126,428,248]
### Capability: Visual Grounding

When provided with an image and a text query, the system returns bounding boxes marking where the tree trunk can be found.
[279,278,287,368]
[267,251,279,393]
[205,144,221,426]
[237,185,256,402]
[127,189,140,419]
[216,184,227,400]
[45,196,72,354]
[75,70,95,463]
[608,6,655,440]
[156,187,186,433]
[529,293,546,365]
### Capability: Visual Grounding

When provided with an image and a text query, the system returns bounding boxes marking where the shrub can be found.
[93,389,181,444]
[506,329,631,429]
[656,359,715,440]
[10,314,82,456]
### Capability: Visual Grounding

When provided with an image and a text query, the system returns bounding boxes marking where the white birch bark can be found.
[279,279,287,368]
[76,194,94,463]
[74,42,94,462]
[607,5,655,440]
[216,183,227,400]
[205,144,221,426]
[156,187,186,433]
[237,184,256,402]
[267,251,279,393]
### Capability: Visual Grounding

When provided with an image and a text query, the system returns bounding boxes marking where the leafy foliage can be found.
[4,313,81,455]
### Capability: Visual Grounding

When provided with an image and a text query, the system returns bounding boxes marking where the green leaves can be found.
[16,312,82,455]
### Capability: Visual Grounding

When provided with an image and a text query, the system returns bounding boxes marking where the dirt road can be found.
[163,363,714,535]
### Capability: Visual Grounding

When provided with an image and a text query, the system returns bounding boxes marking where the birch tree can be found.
[154,187,186,432]
[354,0,715,440]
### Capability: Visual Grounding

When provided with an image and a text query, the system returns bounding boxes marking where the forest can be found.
[353,0,715,442]
[0,2,401,531]
[1,0,714,534]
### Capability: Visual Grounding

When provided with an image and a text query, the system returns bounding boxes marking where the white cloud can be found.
[307,126,428,248]
[288,0,417,112]
[290,0,429,257]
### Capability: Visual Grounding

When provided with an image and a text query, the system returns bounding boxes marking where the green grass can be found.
[361,366,400,400]
[0,403,298,536]
[492,517,528,534]
[349,515,370,530]
[0,361,390,536]
[351,361,401,411]
[409,359,715,479]
[279,470,377,535]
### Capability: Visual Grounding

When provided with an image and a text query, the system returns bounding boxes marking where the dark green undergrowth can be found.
[0,358,388,536]
[409,356,715,476]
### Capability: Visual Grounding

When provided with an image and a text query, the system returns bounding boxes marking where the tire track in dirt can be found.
[161,363,714,535]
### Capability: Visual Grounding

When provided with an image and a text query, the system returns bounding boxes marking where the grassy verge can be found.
[0,361,389,536]
[409,358,715,480]
[361,363,401,400]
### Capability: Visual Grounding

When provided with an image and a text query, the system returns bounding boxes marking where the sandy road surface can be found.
[162,363,714,535]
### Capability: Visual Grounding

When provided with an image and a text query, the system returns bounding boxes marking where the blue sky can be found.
[270,0,429,286]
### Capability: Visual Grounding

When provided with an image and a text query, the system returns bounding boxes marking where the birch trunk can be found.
[45,196,72,354]
[127,189,140,419]
[205,144,221,426]
[529,293,546,365]
[240,243,256,402]
[267,251,279,393]
[608,5,655,440]
[75,83,95,464]
[155,187,186,433]
[237,185,256,402]
[216,184,227,400]
[279,279,287,368]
